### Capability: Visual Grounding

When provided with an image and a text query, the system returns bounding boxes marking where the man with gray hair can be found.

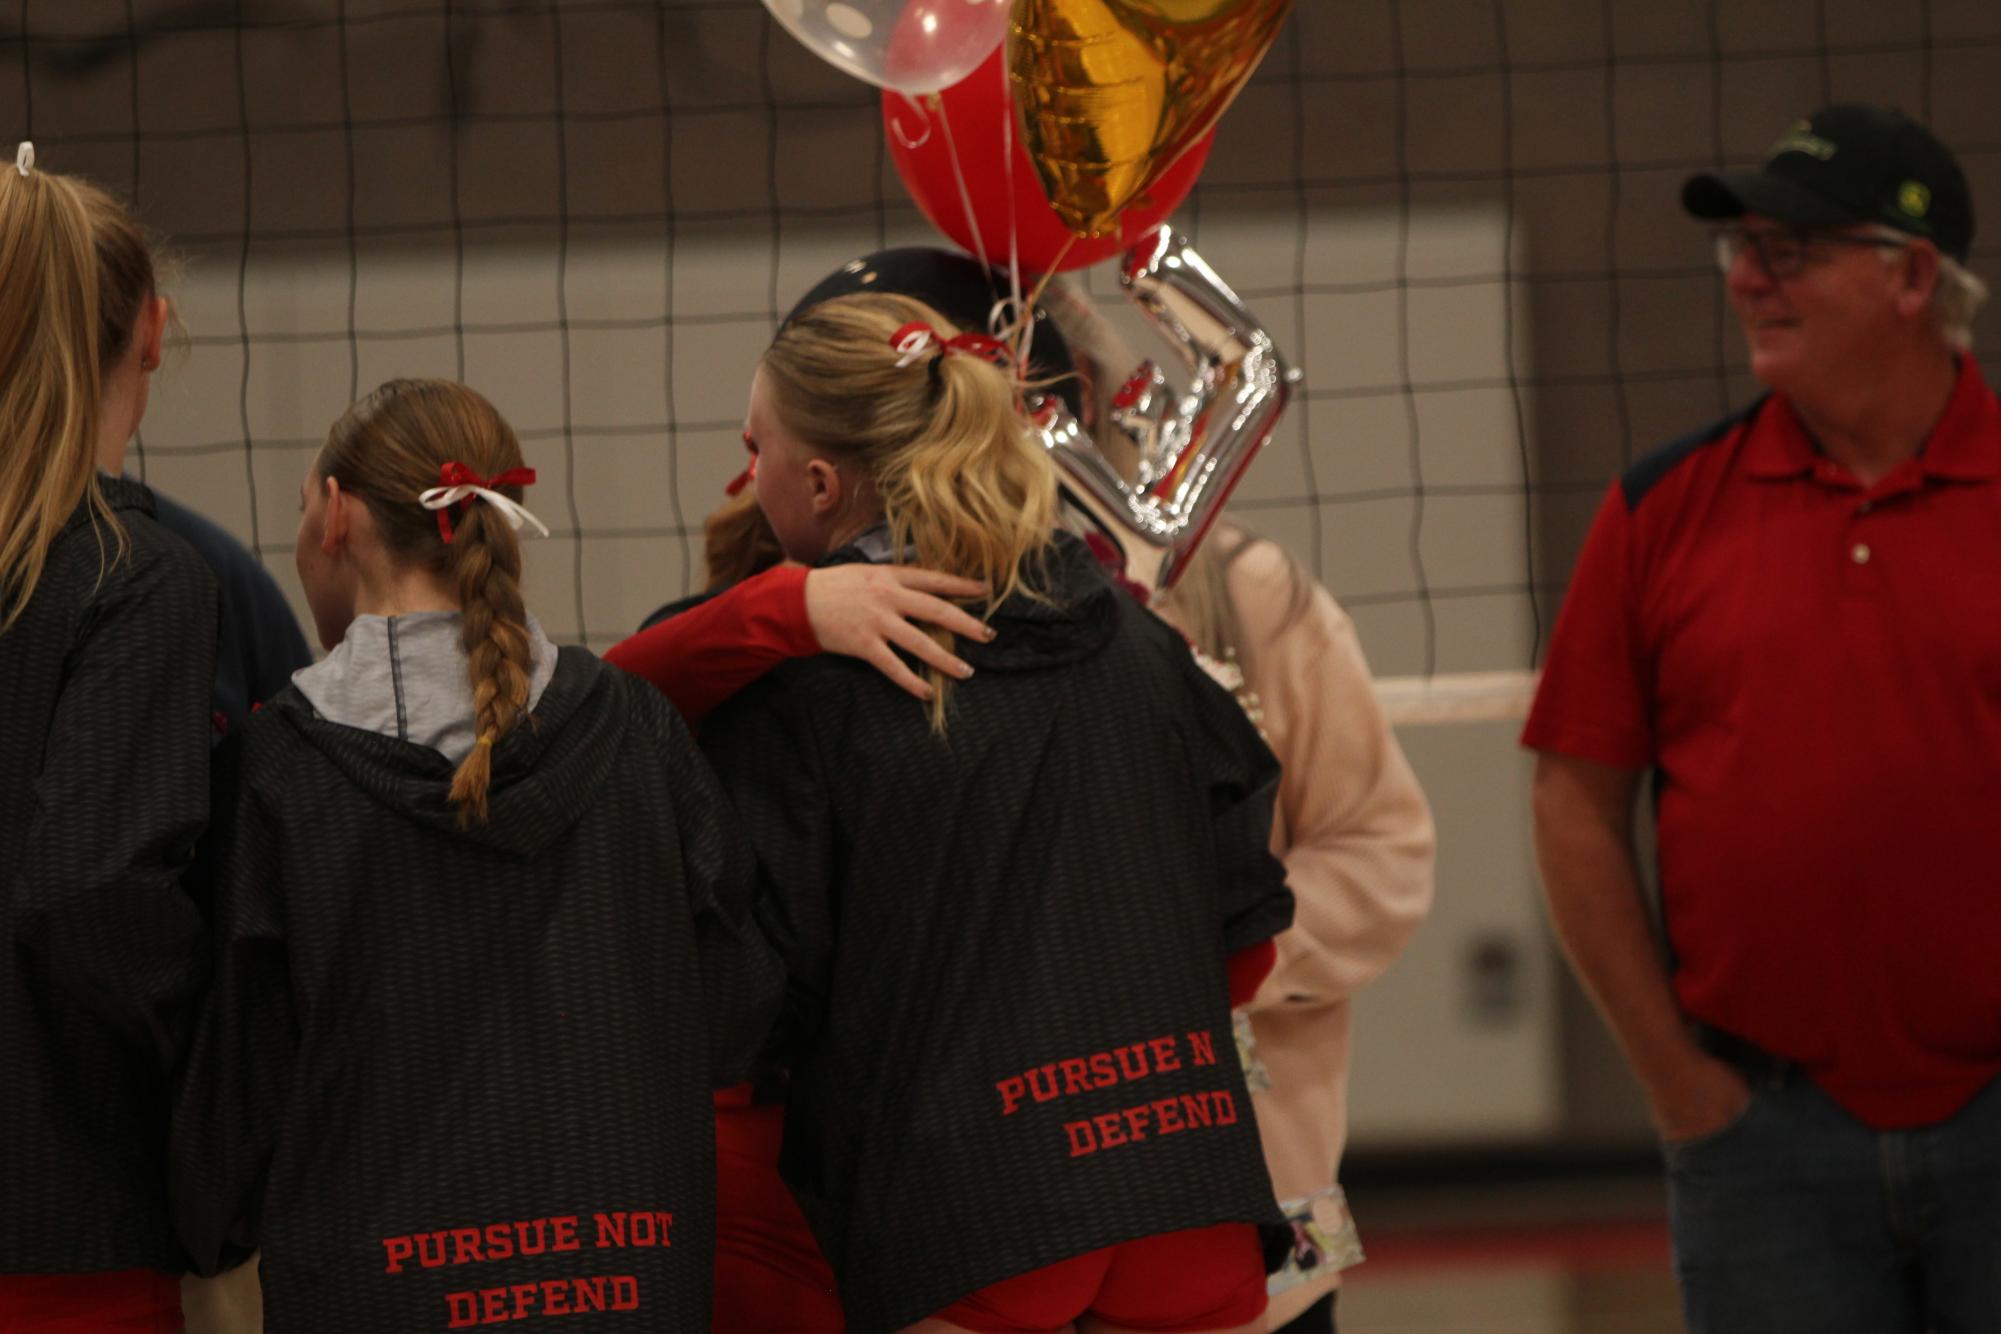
[1524,104,2001,1331]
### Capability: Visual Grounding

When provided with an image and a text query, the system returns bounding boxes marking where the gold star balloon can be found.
[1008,0,1295,238]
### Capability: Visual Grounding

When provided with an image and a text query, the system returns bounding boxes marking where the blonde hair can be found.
[762,292,1058,728]
[0,162,159,631]
[318,379,535,825]
[1156,528,1312,685]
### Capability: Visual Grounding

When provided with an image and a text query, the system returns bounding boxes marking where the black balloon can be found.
[782,247,1085,423]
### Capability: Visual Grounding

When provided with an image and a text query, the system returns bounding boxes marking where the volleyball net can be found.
[9,1,1998,726]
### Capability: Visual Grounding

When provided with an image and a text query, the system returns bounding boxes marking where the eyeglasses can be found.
[1713,226,1908,279]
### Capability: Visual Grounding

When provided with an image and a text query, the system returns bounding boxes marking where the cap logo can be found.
[1770,121,1836,161]
[1898,180,1931,218]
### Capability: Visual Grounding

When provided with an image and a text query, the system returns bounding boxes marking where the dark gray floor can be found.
[1338,1173,1683,1334]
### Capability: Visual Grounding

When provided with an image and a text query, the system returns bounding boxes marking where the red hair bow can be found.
[889,321,1014,372]
[417,461,543,544]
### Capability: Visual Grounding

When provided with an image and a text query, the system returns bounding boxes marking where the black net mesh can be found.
[7,0,1999,678]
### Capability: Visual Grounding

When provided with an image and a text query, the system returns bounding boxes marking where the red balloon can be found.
[883,47,1213,275]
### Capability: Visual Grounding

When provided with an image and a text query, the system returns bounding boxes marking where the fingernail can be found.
[956,662,974,679]
[983,626,998,641]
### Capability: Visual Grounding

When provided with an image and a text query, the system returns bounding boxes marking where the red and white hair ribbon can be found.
[418,461,549,545]
[891,322,938,367]
[889,320,1013,371]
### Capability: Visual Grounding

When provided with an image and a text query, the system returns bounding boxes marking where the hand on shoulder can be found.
[803,564,992,701]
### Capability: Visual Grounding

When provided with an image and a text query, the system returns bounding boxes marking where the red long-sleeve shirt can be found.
[602,565,816,726]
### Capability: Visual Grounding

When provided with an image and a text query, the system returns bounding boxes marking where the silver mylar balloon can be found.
[1031,225,1298,593]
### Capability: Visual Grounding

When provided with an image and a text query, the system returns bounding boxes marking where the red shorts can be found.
[933,1223,1268,1333]
[713,1088,844,1333]
[0,1270,182,1332]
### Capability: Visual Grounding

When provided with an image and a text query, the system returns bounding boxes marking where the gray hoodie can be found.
[292,610,557,761]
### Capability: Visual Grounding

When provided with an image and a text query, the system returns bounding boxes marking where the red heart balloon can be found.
[883,47,1212,275]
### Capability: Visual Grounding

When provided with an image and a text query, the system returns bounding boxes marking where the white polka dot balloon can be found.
[760,0,1011,95]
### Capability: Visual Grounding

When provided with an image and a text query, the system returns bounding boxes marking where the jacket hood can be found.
[85,474,156,522]
[824,529,1121,673]
[263,646,625,857]
[58,474,154,542]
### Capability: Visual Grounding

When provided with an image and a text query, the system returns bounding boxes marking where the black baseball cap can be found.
[1682,104,1974,261]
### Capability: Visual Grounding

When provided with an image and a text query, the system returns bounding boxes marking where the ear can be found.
[1895,241,1942,321]
[137,296,168,373]
[320,474,351,557]
[805,456,845,518]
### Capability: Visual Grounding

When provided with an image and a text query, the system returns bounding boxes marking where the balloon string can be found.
[933,93,999,320]
[1001,66,1029,378]
[886,93,933,151]
[1023,237,1073,317]
[1008,238,1072,375]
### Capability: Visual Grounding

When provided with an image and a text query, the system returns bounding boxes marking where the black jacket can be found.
[700,533,1294,1333]
[172,649,782,1331]
[1,476,218,1274]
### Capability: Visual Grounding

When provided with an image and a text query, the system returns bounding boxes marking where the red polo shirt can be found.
[1524,354,2001,1130]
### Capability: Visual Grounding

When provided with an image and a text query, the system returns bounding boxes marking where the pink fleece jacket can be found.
[1162,534,1435,1326]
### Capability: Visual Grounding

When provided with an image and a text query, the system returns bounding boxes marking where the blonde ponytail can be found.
[879,342,1056,614]
[0,161,157,630]
[761,293,1058,730]
[318,379,538,825]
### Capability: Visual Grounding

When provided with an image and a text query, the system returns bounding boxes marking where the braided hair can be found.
[317,379,535,824]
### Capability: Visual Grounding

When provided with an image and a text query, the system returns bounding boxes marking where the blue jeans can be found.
[1665,1055,2001,1334]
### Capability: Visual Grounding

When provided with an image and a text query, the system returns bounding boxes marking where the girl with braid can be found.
[171,379,781,1331]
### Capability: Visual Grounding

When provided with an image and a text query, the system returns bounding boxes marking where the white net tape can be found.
[1374,670,1537,727]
